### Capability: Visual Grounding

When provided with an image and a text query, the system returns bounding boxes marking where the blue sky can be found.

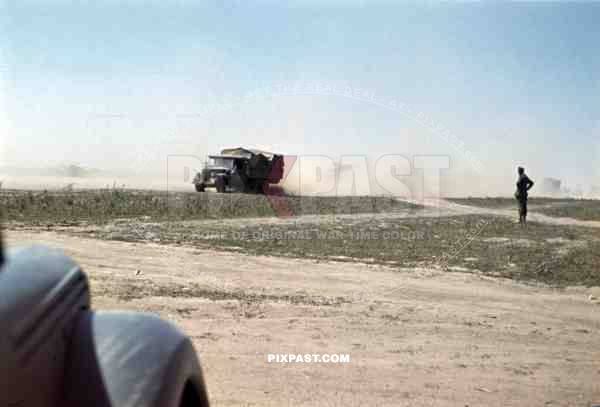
[1,1,598,189]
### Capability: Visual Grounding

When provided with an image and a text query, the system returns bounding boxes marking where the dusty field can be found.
[7,192,598,287]
[3,192,600,406]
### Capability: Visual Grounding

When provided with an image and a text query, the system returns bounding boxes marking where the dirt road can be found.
[174,198,600,230]
[5,230,600,406]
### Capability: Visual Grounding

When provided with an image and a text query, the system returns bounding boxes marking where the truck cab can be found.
[192,155,240,192]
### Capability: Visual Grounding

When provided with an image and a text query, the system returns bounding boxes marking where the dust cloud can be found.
[1,153,597,199]
[1,166,598,200]
[281,156,599,199]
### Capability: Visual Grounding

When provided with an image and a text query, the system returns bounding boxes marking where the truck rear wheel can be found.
[195,183,205,192]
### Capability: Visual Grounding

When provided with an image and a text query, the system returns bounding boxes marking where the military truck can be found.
[192,147,284,193]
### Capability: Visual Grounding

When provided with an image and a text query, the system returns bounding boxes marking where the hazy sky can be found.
[1,1,599,190]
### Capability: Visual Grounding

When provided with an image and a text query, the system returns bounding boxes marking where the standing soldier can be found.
[515,166,535,227]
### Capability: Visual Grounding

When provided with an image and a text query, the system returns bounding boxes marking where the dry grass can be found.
[0,188,422,225]
[84,214,600,287]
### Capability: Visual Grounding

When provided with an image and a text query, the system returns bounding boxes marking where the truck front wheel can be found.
[215,176,226,193]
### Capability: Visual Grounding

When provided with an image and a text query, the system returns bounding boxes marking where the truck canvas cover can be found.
[219,147,278,159]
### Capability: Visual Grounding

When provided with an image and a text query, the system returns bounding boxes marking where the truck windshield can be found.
[211,158,234,169]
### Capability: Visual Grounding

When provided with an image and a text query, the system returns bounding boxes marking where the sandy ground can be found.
[5,229,600,407]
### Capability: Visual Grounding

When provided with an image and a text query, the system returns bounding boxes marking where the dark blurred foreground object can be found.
[0,243,210,407]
